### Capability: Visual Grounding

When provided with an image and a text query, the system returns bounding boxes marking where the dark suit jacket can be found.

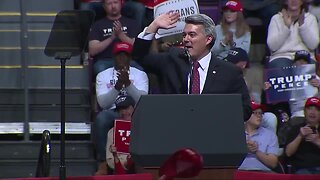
[132,38,251,121]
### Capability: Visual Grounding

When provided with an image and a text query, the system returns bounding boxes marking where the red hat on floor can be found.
[223,0,243,12]
[159,148,203,180]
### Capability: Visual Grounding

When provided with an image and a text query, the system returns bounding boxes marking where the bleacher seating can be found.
[0,0,95,178]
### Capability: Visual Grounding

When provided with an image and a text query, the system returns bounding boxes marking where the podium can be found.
[130,94,247,167]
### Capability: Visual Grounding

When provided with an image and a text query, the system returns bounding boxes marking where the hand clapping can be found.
[309,78,320,88]
[113,20,123,36]
[298,9,305,26]
[300,125,315,138]
[247,140,258,154]
[281,9,292,28]
[115,68,131,90]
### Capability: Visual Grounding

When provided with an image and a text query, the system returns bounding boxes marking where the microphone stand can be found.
[185,48,193,94]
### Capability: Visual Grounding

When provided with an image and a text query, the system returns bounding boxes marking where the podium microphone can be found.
[184,47,193,94]
[184,47,191,64]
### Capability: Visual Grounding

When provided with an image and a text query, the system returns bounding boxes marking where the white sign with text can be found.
[154,0,199,39]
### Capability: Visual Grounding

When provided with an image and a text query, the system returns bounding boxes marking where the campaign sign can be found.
[114,119,131,154]
[264,64,317,103]
[154,0,199,39]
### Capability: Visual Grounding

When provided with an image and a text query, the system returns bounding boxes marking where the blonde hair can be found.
[221,11,250,38]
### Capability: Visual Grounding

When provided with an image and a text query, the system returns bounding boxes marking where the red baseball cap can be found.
[251,101,264,111]
[305,97,320,108]
[112,42,133,55]
[159,148,203,179]
[223,0,243,12]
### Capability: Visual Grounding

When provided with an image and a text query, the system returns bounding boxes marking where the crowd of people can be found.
[76,0,320,176]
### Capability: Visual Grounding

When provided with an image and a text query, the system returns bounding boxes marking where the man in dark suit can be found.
[131,12,251,121]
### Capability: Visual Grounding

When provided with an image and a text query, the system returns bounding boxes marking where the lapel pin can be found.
[212,70,216,74]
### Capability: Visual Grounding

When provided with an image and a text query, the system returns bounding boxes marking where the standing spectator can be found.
[94,42,148,175]
[132,12,252,121]
[238,101,279,172]
[211,0,251,60]
[285,97,320,174]
[267,0,319,69]
[106,95,136,174]
[225,48,278,132]
[88,0,141,76]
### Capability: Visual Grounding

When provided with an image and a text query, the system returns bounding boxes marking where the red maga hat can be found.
[223,0,243,12]
[112,42,133,55]
[305,97,320,108]
[159,148,203,180]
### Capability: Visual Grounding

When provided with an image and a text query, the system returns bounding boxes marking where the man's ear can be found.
[206,35,214,45]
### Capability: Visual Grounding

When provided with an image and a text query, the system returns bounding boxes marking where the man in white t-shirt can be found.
[94,41,149,175]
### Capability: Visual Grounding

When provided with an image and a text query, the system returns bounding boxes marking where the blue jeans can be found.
[93,58,114,76]
[267,58,293,69]
[94,109,119,161]
[267,57,316,69]
[295,167,320,174]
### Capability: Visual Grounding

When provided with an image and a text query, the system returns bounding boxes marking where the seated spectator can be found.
[291,51,320,119]
[265,50,319,121]
[94,42,148,175]
[225,48,278,133]
[122,0,167,32]
[285,97,320,174]
[121,0,146,32]
[106,95,136,174]
[238,101,279,172]
[267,0,319,69]
[88,0,141,76]
[241,0,280,27]
[211,0,251,60]
[78,0,105,21]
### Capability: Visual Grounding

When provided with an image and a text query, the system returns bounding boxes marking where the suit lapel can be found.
[172,48,190,94]
[202,56,219,93]
[180,61,190,93]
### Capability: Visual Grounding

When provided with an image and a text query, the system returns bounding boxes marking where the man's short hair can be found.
[185,14,216,48]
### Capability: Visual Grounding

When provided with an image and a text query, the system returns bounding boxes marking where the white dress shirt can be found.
[188,52,211,94]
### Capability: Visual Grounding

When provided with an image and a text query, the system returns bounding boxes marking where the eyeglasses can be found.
[252,111,263,116]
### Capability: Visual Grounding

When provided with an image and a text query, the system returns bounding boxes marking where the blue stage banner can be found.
[264,64,317,103]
